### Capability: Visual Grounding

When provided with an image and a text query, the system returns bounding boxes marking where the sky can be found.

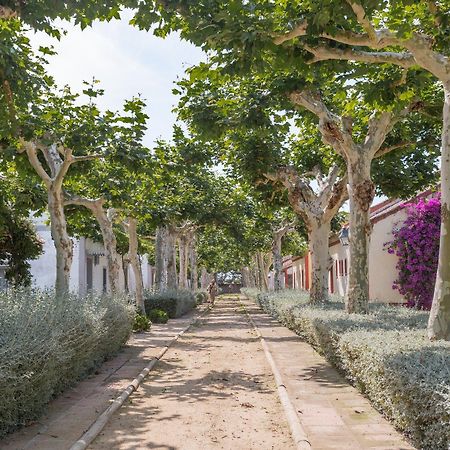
[29,11,206,147]
[28,16,384,210]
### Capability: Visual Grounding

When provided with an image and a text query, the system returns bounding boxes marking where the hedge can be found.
[144,289,196,319]
[242,288,450,450]
[0,288,134,438]
[195,290,208,305]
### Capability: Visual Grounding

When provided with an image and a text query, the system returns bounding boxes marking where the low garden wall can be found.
[242,288,450,450]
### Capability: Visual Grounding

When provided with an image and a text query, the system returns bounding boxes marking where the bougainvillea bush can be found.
[385,194,441,310]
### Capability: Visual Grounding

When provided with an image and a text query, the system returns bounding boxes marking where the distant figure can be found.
[207,280,218,305]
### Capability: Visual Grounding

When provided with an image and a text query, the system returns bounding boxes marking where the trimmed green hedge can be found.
[148,308,169,324]
[144,289,196,319]
[195,290,208,305]
[0,289,134,438]
[243,289,450,450]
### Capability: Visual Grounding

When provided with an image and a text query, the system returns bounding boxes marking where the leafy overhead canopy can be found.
[177,62,440,200]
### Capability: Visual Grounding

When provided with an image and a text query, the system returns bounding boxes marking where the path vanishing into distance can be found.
[4,296,413,450]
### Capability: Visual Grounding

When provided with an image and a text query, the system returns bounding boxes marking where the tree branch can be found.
[18,139,52,188]
[64,193,104,209]
[324,174,348,222]
[273,20,308,44]
[374,141,415,159]
[303,43,416,69]
[72,154,103,163]
[346,0,377,42]
[289,90,353,156]
[364,101,420,156]
[0,6,17,18]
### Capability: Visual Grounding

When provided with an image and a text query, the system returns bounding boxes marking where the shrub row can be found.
[242,288,450,450]
[148,308,169,324]
[195,290,208,305]
[144,289,196,319]
[0,288,134,438]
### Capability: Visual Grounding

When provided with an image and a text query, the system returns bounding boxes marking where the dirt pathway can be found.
[90,296,295,450]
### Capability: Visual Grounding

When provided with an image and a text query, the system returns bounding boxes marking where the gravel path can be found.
[90,296,295,450]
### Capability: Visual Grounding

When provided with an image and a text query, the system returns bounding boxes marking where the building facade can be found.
[26,215,154,294]
[277,192,436,304]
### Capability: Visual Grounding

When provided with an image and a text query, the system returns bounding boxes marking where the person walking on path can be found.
[207,279,218,305]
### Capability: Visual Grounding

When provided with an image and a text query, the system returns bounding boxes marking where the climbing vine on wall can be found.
[385,194,441,310]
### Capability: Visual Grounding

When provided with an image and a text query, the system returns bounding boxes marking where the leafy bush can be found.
[133,312,151,332]
[0,288,134,438]
[144,289,196,319]
[246,290,450,450]
[240,288,260,300]
[195,290,208,305]
[148,308,169,324]
[385,194,440,309]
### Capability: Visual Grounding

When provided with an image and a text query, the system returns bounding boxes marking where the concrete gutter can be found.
[241,298,312,450]
[69,306,210,450]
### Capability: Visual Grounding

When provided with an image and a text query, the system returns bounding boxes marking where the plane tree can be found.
[129,0,449,336]
[176,62,440,309]
[64,93,151,312]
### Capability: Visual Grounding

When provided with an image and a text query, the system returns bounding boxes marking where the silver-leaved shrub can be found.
[244,289,450,450]
[0,288,134,438]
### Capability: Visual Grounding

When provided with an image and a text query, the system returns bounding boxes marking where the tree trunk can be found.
[155,226,168,292]
[241,266,251,288]
[256,252,269,291]
[272,236,283,292]
[346,160,375,313]
[200,267,209,289]
[48,187,73,296]
[166,225,178,290]
[127,217,145,314]
[428,81,450,340]
[122,254,129,293]
[91,205,121,293]
[309,220,332,303]
[178,235,189,289]
[189,235,198,290]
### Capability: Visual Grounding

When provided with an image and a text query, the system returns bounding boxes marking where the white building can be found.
[28,215,154,294]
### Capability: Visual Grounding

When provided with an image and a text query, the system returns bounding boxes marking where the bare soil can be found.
[90,296,295,450]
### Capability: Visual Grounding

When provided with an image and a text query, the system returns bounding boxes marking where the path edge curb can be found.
[69,305,211,450]
[241,297,312,450]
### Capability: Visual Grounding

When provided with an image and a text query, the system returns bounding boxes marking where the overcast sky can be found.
[30,12,206,147]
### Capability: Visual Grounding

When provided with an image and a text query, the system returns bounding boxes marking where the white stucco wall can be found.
[329,243,349,297]
[28,216,152,295]
[369,208,407,303]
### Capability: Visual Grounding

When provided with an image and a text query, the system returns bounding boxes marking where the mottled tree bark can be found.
[19,140,99,296]
[155,226,168,291]
[309,221,332,304]
[123,217,145,314]
[289,91,416,312]
[266,165,347,303]
[48,186,73,296]
[346,160,374,313]
[428,81,450,340]
[200,267,210,289]
[65,196,121,293]
[189,234,198,290]
[166,225,178,290]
